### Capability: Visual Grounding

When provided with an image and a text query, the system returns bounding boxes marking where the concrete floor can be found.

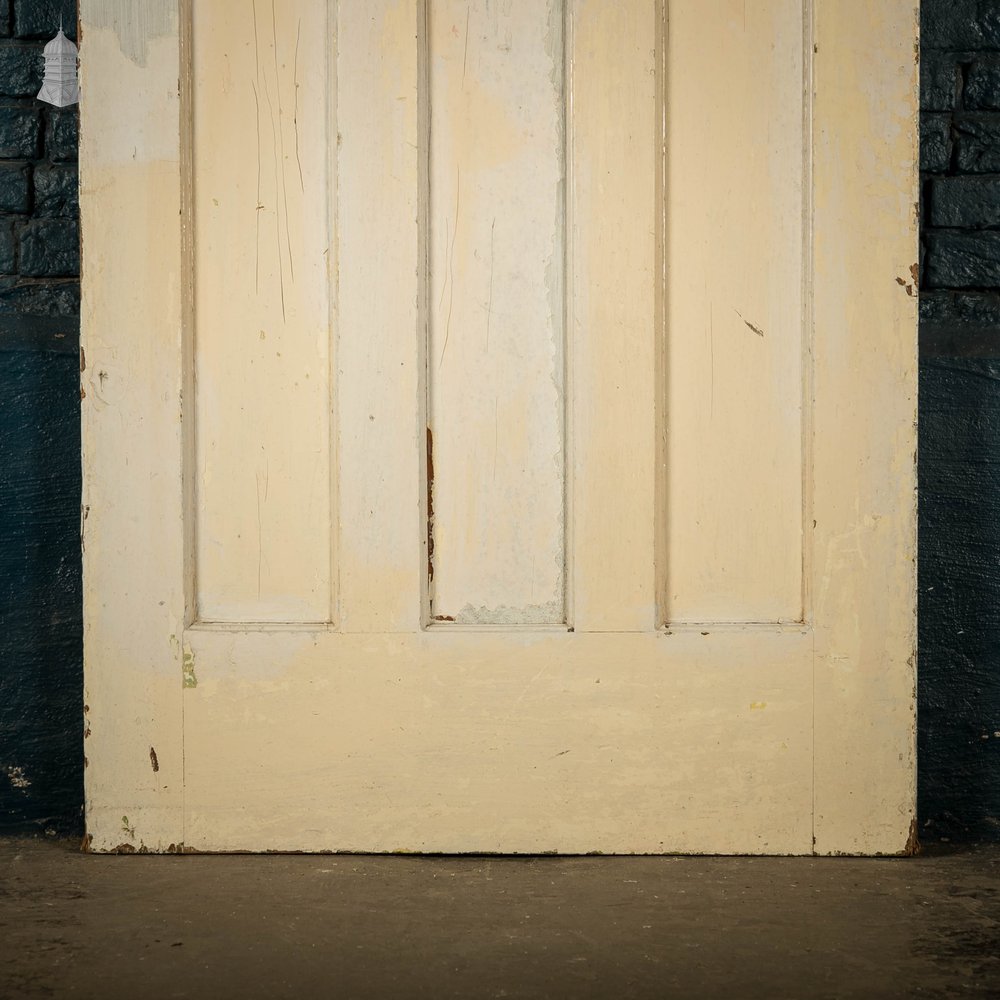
[1,838,998,999]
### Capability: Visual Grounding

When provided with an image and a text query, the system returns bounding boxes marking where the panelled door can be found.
[81,0,918,854]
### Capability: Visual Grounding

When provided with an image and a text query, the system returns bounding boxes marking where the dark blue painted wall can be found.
[0,328,81,834]
[0,0,81,835]
[919,0,1000,842]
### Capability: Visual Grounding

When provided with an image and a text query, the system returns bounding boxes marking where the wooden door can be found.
[80,0,918,854]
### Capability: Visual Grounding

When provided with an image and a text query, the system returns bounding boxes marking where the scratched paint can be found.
[428,0,567,625]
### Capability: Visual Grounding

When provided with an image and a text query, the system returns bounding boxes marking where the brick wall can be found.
[0,0,77,323]
[0,0,81,835]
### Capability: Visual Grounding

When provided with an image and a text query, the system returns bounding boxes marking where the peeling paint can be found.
[182,647,197,689]
[426,426,436,586]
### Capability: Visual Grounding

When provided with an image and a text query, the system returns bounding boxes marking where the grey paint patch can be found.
[86,2,177,67]
[454,601,563,626]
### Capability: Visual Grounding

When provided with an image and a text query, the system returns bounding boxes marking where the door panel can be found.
[664,0,806,624]
[81,0,918,855]
[428,0,567,625]
[193,0,334,623]
[183,628,814,854]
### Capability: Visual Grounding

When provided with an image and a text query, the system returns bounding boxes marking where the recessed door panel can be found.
[193,1,334,623]
[427,1,567,625]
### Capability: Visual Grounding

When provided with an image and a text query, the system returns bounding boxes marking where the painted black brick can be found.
[922,0,1000,51]
[34,162,75,218]
[0,276,77,315]
[922,51,963,111]
[921,291,1000,325]
[955,115,1000,172]
[0,215,15,271]
[931,175,1000,227]
[44,107,75,162]
[0,160,29,212]
[0,40,41,98]
[18,218,76,277]
[923,113,954,173]
[926,231,1000,288]
[966,56,1000,109]
[924,0,980,50]
[13,0,75,41]
[0,102,38,158]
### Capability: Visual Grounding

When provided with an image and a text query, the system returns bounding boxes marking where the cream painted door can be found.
[80,0,918,854]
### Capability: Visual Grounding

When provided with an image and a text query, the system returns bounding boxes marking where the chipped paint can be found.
[735,310,766,338]
[182,647,197,689]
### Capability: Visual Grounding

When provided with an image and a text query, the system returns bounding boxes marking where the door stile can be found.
[180,0,196,636]
[799,0,816,632]
[81,1,187,851]
[810,0,918,854]
[654,0,669,630]
[335,0,425,633]
[570,0,659,634]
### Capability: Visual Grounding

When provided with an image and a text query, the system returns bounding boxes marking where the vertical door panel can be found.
[663,0,806,624]
[570,0,658,632]
[427,1,566,625]
[193,0,334,623]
